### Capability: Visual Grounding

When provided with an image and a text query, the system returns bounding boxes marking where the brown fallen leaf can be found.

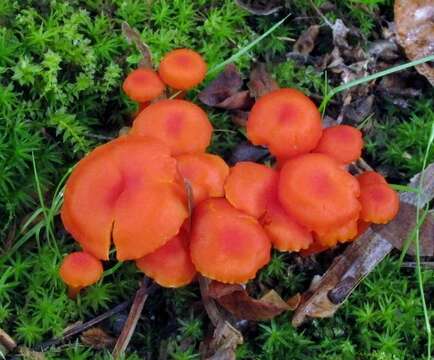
[201,321,243,360]
[234,0,282,15]
[227,143,269,165]
[247,63,279,99]
[293,25,321,56]
[81,327,115,350]
[198,64,252,110]
[207,281,290,321]
[19,347,45,360]
[0,327,16,356]
[394,0,434,85]
[122,22,152,69]
[292,163,434,326]
[231,110,249,127]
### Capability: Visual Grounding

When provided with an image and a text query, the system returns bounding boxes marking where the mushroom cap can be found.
[61,135,188,261]
[300,240,330,257]
[314,218,359,247]
[359,183,399,224]
[261,200,313,252]
[224,162,278,218]
[356,171,387,187]
[131,99,213,156]
[246,88,322,158]
[123,68,165,102]
[59,252,103,288]
[158,48,207,90]
[176,153,229,206]
[314,125,363,164]
[278,153,361,232]
[190,198,271,284]
[136,228,196,288]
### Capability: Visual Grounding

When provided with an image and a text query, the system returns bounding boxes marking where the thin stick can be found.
[0,328,16,352]
[112,278,155,359]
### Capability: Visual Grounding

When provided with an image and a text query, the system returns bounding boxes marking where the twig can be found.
[0,328,16,352]
[198,276,222,327]
[112,277,155,359]
[36,300,130,350]
[402,262,434,269]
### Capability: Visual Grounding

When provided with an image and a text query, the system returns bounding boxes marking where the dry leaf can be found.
[394,0,434,85]
[19,347,45,360]
[234,0,282,15]
[287,293,301,310]
[227,143,269,165]
[81,327,115,350]
[247,63,279,99]
[0,328,16,355]
[231,110,249,127]
[202,321,243,360]
[293,25,320,55]
[207,281,290,321]
[198,65,252,110]
[292,163,434,326]
[121,22,152,69]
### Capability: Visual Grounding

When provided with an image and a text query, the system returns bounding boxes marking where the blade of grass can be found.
[207,14,290,75]
[389,184,421,193]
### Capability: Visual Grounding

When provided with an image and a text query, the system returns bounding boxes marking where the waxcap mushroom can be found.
[59,251,103,298]
[123,68,165,102]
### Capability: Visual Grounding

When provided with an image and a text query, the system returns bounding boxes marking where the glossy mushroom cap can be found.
[314,125,363,164]
[247,88,322,159]
[61,135,188,261]
[59,252,103,298]
[176,153,229,206]
[358,183,399,224]
[314,218,359,247]
[261,200,313,252]
[131,99,213,156]
[224,162,278,218]
[136,228,196,288]
[356,171,387,187]
[190,198,271,284]
[158,48,207,90]
[123,68,165,102]
[279,153,361,232]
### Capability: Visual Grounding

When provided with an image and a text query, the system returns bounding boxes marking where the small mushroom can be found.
[59,251,103,298]
[278,153,361,233]
[158,48,207,90]
[131,99,213,156]
[123,68,165,102]
[314,218,359,247]
[358,182,399,224]
[247,88,322,159]
[176,153,229,206]
[356,171,387,187]
[136,227,196,288]
[224,162,278,218]
[313,125,363,164]
[190,198,271,284]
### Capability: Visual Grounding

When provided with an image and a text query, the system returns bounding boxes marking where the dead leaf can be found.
[227,143,269,165]
[341,95,374,124]
[234,0,282,15]
[394,0,434,85]
[368,40,400,62]
[199,65,252,110]
[19,347,45,360]
[293,25,320,55]
[292,163,434,326]
[0,328,16,355]
[231,110,249,127]
[122,22,152,69]
[81,327,115,350]
[207,281,290,321]
[287,293,302,310]
[247,63,279,99]
[201,321,243,360]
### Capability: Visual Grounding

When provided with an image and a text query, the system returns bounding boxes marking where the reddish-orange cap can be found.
[224,162,278,218]
[61,136,188,261]
[158,49,207,90]
[314,218,359,247]
[261,200,313,252]
[59,252,103,288]
[359,183,399,224]
[123,68,165,102]
[314,125,363,164]
[176,153,229,206]
[357,219,371,236]
[136,228,196,288]
[131,99,213,156]
[247,88,322,158]
[278,153,361,232]
[190,198,271,284]
[356,171,387,187]
[300,240,331,257]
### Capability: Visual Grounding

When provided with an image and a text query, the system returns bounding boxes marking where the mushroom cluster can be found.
[59,49,400,297]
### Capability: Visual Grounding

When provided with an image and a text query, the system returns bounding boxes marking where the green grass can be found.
[1,0,433,359]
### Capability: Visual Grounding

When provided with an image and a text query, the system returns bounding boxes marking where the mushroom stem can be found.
[68,285,83,299]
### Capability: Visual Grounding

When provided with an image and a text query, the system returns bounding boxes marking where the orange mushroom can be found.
[131,99,213,156]
[61,135,188,261]
[314,125,363,164]
[314,218,359,247]
[224,162,278,218]
[59,251,103,298]
[123,68,165,102]
[176,153,229,206]
[247,88,322,159]
[356,171,387,187]
[261,199,313,252]
[136,227,196,287]
[358,182,399,224]
[158,48,207,90]
[279,153,361,233]
[190,198,271,284]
